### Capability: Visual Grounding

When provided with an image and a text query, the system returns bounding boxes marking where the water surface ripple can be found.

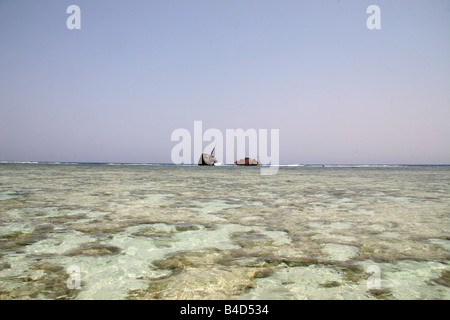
[0,164,449,299]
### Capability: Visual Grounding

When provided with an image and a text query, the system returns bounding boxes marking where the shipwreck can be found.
[198,147,218,166]
[234,157,260,166]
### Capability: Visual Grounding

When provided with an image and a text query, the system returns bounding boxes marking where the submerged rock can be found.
[319,281,342,288]
[230,230,275,249]
[152,249,222,271]
[0,261,11,271]
[130,248,277,300]
[132,223,202,237]
[175,224,202,232]
[368,288,393,299]
[263,256,320,268]
[0,229,50,251]
[0,262,78,300]
[128,267,257,300]
[431,269,450,288]
[337,264,366,283]
[65,243,121,256]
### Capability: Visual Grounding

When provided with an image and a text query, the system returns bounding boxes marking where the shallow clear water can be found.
[0,164,448,299]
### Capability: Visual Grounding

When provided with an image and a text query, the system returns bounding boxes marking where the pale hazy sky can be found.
[1,0,449,164]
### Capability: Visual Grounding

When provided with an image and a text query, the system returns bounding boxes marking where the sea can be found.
[0,162,449,300]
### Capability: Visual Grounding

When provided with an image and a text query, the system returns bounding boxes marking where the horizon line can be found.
[1,160,449,167]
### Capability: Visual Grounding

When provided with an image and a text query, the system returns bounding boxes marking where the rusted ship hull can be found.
[234,157,260,166]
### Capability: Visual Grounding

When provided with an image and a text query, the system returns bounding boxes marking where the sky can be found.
[0,0,449,164]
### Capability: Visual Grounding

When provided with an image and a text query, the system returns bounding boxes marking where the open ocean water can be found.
[0,163,448,300]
